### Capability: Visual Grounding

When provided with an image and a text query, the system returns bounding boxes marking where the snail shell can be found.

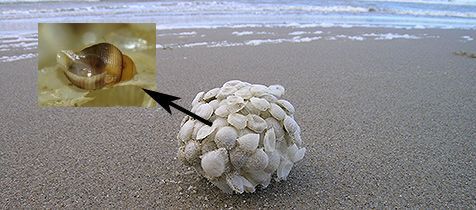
[56,43,136,90]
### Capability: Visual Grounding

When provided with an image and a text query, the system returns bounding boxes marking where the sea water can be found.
[0,0,475,62]
[1,0,476,32]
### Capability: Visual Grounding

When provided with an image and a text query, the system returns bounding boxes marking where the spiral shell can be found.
[57,43,136,90]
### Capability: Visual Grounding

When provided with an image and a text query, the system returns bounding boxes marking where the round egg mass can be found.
[177,80,306,194]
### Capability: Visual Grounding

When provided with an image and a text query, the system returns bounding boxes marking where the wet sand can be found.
[1,27,476,208]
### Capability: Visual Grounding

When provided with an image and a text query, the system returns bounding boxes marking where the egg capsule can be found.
[56,43,136,90]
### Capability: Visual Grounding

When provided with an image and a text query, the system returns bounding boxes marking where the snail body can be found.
[57,43,136,90]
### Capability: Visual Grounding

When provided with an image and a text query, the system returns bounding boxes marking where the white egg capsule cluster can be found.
[177,80,306,194]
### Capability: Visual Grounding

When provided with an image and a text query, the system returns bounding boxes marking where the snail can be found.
[56,43,136,90]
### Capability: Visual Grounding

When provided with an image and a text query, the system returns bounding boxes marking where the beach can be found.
[1,26,475,208]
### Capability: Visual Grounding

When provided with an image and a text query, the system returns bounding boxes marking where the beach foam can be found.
[2,0,476,33]
[289,31,308,35]
[332,35,366,41]
[0,53,36,62]
[461,35,474,41]
[155,29,443,50]
[363,33,421,40]
[232,31,254,36]
[0,32,38,52]
[1,0,474,62]
[158,31,197,37]
[232,31,275,36]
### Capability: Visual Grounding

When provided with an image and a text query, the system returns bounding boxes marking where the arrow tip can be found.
[142,89,180,114]
[142,89,213,126]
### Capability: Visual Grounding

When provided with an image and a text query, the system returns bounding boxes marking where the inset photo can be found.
[38,23,157,107]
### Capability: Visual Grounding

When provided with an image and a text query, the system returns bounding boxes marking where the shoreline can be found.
[2,26,476,64]
[0,26,475,208]
[2,0,476,32]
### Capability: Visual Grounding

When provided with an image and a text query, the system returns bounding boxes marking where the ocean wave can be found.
[362,33,421,40]
[460,35,473,41]
[360,0,476,6]
[333,35,366,41]
[385,8,476,18]
[1,0,476,41]
[155,31,440,50]
[182,42,208,48]
[0,0,99,3]
[0,4,371,18]
[0,32,38,52]
[289,30,323,35]
[0,53,36,63]
[2,1,476,20]
[158,31,197,37]
[232,31,254,36]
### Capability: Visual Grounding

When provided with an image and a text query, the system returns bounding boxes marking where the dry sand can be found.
[1,27,475,208]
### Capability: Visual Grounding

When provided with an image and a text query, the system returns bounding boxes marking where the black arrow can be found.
[142,89,213,126]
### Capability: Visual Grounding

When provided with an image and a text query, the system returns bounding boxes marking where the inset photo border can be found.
[38,23,157,107]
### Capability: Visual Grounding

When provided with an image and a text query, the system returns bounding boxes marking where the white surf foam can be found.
[232,31,254,36]
[461,35,474,41]
[0,53,37,63]
[363,33,421,40]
